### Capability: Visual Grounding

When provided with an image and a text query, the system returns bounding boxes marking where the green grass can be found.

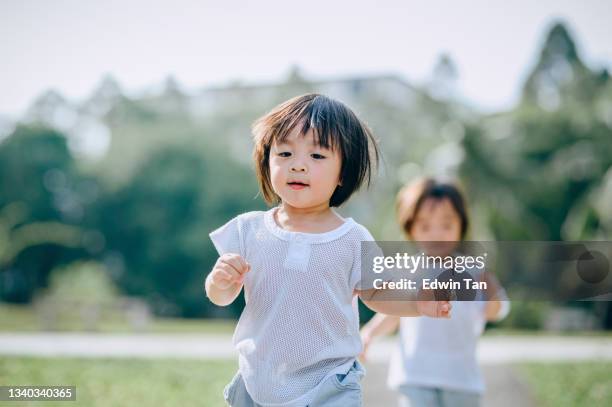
[0,356,237,406]
[0,304,235,334]
[520,362,612,406]
[2,356,612,407]
[484,328,612,337]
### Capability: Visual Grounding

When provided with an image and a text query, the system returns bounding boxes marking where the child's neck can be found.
[275,202,344,233]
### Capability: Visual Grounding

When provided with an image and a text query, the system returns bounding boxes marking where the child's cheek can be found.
[269,169,284,194]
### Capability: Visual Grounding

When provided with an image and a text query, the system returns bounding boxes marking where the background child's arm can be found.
[359,313,400,361]
[484,301,502,321]
[481,271,510,322]
[361,313,400,339]
[205,253,250,306]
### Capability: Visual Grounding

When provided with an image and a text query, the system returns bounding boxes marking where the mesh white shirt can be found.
[209,207,374,407]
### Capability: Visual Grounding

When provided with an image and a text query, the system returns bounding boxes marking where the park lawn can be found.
[483,328,612,338]
[0,304,235,334]
[0,356,237,406]
[520,362,612,406]
[2,357,612,407]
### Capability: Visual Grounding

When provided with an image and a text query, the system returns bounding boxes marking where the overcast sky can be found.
[1,0,611,118]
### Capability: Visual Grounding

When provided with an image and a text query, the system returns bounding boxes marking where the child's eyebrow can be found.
[275,135,322,147]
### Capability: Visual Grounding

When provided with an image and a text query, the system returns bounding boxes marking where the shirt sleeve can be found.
[350,226,384,291]
[209,215,244,257]
[492,287,511,321]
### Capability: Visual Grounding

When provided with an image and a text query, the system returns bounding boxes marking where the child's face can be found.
[269,127,342,209]
[409,197,462,255]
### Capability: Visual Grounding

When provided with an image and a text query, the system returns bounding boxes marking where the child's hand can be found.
[416,288,452,318]
[209,253,250,290]
[416,300,451,318]
[359,331,373,363]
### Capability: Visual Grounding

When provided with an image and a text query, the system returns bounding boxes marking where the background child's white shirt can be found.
[387,277,510,394]
[209,207,376,407]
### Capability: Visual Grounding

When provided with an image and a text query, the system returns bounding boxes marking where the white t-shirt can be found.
[387,270,510,394]
[209,206,375,407]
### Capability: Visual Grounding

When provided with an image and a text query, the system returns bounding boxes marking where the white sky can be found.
[1,0,611,118]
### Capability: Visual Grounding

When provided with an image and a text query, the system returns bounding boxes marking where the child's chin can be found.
[284,201,312,209]
[280,197,316,209]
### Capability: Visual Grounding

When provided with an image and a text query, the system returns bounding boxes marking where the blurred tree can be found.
[428,53,460,102]
[460,21,612,328]
[83,74,124,118]
[44,260,118,305]
[461,21,611,241]
[39,261,120,330]
[94,144,263,318]
[521,22,602,111]
[0,203,82,268]
[0,125,87,303]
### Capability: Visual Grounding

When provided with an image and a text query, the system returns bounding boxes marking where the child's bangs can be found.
[273,101,342,152]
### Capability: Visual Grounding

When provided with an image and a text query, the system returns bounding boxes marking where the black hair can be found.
[252,93,379,207]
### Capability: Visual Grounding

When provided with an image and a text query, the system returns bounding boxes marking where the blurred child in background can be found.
[360,178,510,407]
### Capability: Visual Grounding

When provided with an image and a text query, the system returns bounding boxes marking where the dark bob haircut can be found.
[252,93,379,207]
[396,178,470,239]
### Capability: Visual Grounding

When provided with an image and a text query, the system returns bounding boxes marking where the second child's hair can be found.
[252,93,379,207]
[396,178,469,239]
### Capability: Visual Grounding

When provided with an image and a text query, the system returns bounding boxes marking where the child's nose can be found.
[290,161,307,172]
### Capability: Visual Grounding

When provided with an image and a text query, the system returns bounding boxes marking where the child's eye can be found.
[278,152,292,157]
[311,153,326,159]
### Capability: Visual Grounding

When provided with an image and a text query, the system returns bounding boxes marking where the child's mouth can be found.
[288,182,308,190]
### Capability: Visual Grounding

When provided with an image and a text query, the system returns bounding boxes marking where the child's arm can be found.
[484,301,502,321]
[356,288,451,318]
[361,313,401,339]
[205,253,250,306]
[481,271,510,322]
[359,313,400,361]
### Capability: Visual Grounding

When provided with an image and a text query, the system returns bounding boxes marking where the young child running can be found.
[360,178,510,407]
[205,94,451,407]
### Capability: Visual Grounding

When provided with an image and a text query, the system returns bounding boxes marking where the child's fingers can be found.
[416,299,452,318]
[211,269,233,287]
[440,301,452,318]
[220,270,235,283]
[217,264,243,283]
[358,352,367,363]
[220,254,250,275]
[232,255,249,273]
[236,255,250,274]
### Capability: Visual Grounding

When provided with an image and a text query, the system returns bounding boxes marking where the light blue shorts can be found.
[223,360,365,407]
[398,385,481,407]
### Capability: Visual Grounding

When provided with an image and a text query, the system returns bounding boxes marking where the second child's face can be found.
[410,197,462,255]
[269,128,342,209]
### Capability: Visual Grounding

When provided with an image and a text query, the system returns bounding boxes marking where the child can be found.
[360,178,510,407]
[205,94,451,407]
